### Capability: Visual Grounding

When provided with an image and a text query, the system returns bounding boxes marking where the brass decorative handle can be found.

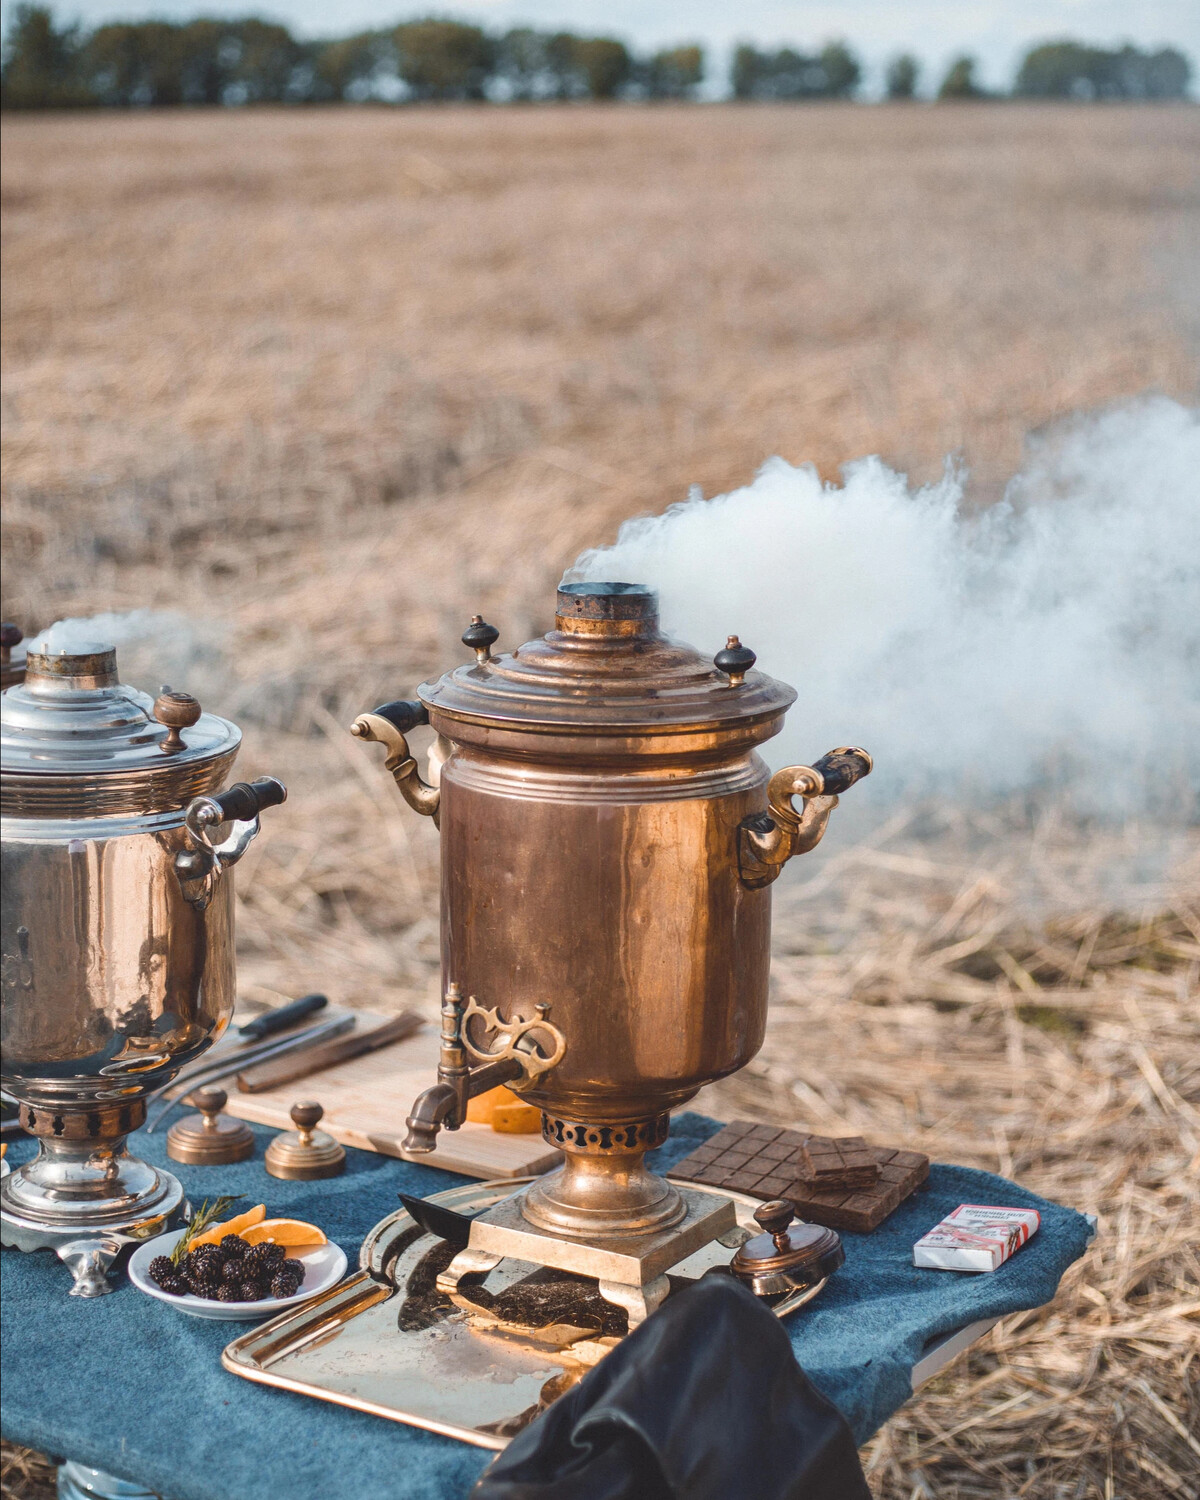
[738,747,872,889]
[460,994,567,1083]
[349,700,440,823]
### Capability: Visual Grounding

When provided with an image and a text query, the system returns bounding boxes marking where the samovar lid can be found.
[1,635,239,816]
[419,582,796,745]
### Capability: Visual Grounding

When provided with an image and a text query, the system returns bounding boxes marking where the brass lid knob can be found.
[167,1085,255,1165]
[154,690,202,753]
[0,622,22,661]
[730,1200,844,1297]
[265,1099,346,1180]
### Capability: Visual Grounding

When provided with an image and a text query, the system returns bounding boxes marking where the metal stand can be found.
[1,1170,186,1297]
[436,1184,736,1328]
[56,1462,162,1500]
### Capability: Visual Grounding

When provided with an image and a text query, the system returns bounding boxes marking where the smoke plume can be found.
[570,397,1200,818]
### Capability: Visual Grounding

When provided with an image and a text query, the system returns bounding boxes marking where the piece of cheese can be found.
[491,1098,542,1134]
[465,1085,540,1132]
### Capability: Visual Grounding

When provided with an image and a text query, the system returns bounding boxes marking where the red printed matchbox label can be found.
[913,1204,1040,1273]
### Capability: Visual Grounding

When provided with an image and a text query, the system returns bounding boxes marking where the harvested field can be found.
[2,103,1198,1499]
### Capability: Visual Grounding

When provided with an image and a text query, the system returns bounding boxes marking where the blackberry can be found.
[159,1275,188,1296]
[244,1244,272,1272]
[218,1234,247,1258]
[215,1283,239,1302]
[269,1271,300,1298]
[240,1281,264,1301]
[263,1241,286,1265]
[192,1277,220,1300]
[220,1258,244,1283]
[148,1256,175,1287]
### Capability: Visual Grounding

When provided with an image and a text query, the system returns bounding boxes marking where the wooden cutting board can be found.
[222,1011,561,1180]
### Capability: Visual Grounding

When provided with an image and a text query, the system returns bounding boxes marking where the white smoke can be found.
[570,397,1200,818]
[28,610,218,698]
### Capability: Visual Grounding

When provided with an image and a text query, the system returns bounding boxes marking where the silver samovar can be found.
[0,637,285,1294]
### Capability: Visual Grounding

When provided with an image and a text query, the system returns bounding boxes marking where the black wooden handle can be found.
[373,700,429,734]
[211,776,288,823]
[810,749,872,796]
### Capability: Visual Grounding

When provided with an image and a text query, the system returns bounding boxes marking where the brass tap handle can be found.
[154,691,202,753]
[460,994,566,1083]
[462,615,499,665]
[350,705,440,823]
[714,636,756,687]
[738,746,872,889]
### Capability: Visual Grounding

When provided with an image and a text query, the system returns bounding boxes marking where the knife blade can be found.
[143,1014,356,1132]
[237,992,327,1041]
[235,1011,424,1093]
[397,1193,477,1249]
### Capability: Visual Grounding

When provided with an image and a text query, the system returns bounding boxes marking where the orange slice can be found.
[190,1202,266,1249]
[240,1217,327,1256]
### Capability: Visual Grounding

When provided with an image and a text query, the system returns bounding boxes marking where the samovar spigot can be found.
[402,984,565,1154]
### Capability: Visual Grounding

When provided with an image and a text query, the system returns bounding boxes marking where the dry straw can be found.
[2,104,1197,1499]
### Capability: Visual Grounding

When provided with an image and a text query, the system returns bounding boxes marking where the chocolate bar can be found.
[669,1120,929,1234]
[798,1134,881,1189]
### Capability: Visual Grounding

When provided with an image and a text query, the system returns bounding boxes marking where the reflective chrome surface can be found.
[1,643,282,1274]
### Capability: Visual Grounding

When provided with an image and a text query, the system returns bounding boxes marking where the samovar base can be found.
[1,1123,187,1295]
[439,1183,738,1328]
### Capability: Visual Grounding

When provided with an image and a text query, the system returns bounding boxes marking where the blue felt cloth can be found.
[0,1114,1092,1500]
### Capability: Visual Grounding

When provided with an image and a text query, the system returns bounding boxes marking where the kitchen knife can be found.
[235,1011,424,1093]
[237,992,327,1041]
[397,1192,476,1249]
[143,1014,356,1132]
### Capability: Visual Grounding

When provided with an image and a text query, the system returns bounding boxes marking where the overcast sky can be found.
[7,0,1199,93]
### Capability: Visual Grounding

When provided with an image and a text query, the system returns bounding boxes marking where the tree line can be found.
[1,7,1191,110]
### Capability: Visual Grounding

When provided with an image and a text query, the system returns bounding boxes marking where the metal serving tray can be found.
[221,1179,826,1450]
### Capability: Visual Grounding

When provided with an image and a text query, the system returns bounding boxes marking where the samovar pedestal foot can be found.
[436,1183,736,1332]
[595,1275,670,1329]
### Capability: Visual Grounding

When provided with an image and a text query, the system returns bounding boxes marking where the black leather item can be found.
[471,1276,871,1500]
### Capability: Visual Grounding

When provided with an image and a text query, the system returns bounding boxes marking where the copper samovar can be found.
[352,582,869,1322]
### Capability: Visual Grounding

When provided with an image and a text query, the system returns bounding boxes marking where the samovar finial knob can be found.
[462,616,499,665]
[154,690,202,752]
[1,621,22,661]
[714,635,756,687]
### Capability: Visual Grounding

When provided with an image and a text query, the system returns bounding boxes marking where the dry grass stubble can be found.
[2,104,1198,1498]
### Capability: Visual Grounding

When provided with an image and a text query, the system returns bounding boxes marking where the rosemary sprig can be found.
[170,1195,245,1265]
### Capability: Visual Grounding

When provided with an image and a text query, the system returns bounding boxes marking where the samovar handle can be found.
[175,777,288,910]
[737,748,872,889]
[348,700,440,823]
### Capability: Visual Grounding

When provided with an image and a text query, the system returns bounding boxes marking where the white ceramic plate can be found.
[128,1228,348,1321]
